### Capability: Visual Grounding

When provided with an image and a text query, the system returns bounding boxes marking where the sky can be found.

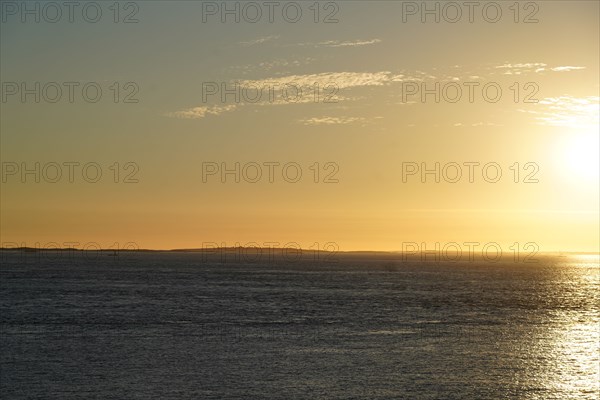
[1,0,599,253]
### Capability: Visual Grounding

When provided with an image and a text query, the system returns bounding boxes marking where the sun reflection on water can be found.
[550,257,599,398]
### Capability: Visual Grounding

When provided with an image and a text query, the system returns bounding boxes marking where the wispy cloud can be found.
[496,63,547,69]
[492,63,586,75]
[292,39,382,48]
[550,66,586,72]
[239,35,280,46]
[165,105,237,120]
[298,116,368,125]
[519,96,599,129]
[227,57,316,75]
[165,63,594,123]
[239,71,396,90]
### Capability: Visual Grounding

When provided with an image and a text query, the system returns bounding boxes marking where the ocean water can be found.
[1,251,598,399]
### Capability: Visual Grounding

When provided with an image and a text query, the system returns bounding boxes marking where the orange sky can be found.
[1,1,598,253]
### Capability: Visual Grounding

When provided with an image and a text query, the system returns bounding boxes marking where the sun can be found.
[560,131,600,183]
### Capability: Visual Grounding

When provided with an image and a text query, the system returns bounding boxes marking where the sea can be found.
[1,250,598,399]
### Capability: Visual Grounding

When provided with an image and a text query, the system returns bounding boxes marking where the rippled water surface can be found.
[1,252,598,399]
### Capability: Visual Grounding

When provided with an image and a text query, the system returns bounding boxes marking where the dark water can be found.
[1,252,598,399]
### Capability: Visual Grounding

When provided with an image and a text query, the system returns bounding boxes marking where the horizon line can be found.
[1,246,598,256]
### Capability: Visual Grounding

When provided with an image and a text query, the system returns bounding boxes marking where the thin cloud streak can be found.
[239,35,280,46]
[165,105,237,120]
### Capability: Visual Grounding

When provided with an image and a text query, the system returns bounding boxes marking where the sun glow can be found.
[558,131,600,184]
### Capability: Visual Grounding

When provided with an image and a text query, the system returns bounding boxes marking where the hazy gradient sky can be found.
[1,1,598,252]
